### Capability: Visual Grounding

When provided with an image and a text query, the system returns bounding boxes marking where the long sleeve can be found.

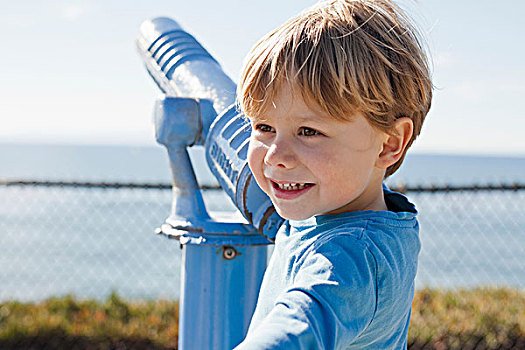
[235,234,378,350]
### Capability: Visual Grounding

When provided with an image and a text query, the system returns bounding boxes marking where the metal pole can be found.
[152,96,271,349]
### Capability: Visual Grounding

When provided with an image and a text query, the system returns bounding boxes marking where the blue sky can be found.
[1,0,524,156]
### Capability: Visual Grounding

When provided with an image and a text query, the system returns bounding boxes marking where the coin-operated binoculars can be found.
[136,17,284,349]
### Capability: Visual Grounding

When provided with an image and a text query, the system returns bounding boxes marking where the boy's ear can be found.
[376,117,414,169]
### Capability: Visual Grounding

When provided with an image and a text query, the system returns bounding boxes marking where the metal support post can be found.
[153,96,270,349]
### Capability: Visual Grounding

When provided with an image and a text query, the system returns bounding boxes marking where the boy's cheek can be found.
[247,138,264,168]
[247,142,269,193]
[246,140,256,172]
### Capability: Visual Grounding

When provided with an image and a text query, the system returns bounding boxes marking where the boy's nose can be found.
[264,141,298,169]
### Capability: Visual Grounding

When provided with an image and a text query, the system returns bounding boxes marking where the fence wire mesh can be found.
[1,181,524,349]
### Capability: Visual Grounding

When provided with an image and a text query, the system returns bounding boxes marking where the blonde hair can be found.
[238,0,432,177]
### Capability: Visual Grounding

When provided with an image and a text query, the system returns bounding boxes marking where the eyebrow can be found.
[246,114,268,123]
[248,112,332,126]
[295,115,326,123]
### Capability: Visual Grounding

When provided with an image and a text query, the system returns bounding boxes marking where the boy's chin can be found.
[274,207,315,221]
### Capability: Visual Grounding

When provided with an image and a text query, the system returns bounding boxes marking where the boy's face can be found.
[247,84,388,220]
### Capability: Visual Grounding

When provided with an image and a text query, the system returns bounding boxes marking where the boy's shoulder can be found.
[280,188,420,270]
[284,186,418,242]
[302,210,418,257]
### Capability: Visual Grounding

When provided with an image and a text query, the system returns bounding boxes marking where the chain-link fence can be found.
[1,180,524,349]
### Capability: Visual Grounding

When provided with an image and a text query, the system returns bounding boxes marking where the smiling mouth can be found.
[271,181,314,191]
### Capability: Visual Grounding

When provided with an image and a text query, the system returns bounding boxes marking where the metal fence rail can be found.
[3,178,524,192]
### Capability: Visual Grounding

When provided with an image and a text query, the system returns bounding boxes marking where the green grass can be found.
[0,292,178,349]
[1,289,524,349]
[409,288,525,349]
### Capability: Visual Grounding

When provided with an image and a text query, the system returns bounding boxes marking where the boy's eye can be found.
[254,124,275,133]
[298,127,321,137]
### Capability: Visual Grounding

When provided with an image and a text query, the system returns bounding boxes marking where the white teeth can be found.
[277,183,308,190]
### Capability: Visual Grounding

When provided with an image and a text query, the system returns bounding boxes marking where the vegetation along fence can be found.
[1,179,524,349]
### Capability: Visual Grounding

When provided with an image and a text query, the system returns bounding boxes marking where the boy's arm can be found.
[234,235,377,350]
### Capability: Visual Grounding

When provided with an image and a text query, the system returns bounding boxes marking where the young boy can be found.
[235,0,432,349]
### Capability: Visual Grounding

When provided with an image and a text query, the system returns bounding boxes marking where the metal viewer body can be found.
[137,17,284,349]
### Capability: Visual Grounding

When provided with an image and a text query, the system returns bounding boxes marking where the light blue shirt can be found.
[235,187,420,349]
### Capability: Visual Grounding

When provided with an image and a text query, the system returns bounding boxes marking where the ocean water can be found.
[2,143,524,185]
[1,143,524,302]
